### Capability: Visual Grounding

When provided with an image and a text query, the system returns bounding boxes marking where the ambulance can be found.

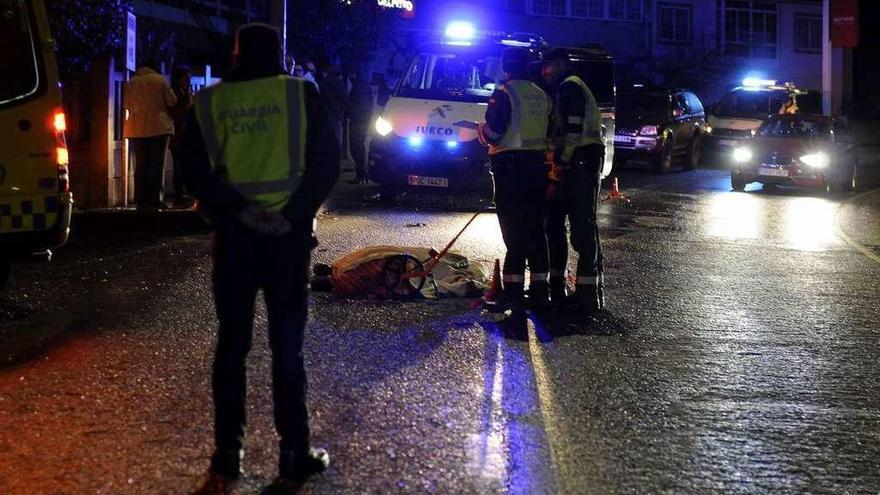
[0,0,73,289]
[368,22,615,202]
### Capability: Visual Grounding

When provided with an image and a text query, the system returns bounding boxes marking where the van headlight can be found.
[799,152,829,169]
[732,147,753,163]
[374,116,393,137]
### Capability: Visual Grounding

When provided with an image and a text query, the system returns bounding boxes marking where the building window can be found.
[571,0,603,18]
[609,0,642,21]
[530,0,642,21]
[724,1,777,58]
[794,13,822,53]
[532,0,566,16]
[658,2,692,44]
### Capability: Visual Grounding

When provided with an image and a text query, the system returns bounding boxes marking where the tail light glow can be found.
[53,111,67,133]
[56,147,69,166]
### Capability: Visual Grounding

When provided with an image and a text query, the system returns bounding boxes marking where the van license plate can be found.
[718,139,737,147]
[408,175,449,188]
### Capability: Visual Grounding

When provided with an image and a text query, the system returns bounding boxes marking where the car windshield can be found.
[757,118,831,138]
[0,0,42,107]
[617,92,668,119]
[397,49,503,103]
[716,89,789,119]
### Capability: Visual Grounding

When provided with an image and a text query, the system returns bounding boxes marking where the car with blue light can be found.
[613,85,707,173]
[368,22,615,202]
[730,114,857,194]
[703,79,820,164]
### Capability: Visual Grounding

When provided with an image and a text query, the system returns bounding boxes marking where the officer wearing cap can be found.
[478,47,552,316]
[542,48,606,312]
[182,23,340,489]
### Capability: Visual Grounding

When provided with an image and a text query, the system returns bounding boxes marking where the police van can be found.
[0,0,73,289]
[703,79,819,162]
[368,23,615,202]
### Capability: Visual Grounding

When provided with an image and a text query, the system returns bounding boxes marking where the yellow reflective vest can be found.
[195,75,307,212]
[489,80,551,156]
[559,75,603,162]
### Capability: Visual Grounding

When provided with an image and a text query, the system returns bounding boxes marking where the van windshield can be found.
[0,0,42,107]
[716,89,788,119]
[569,59,615,107]
[397,49,503,103]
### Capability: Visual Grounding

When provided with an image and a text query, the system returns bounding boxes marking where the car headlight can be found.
[639,125,658,136]
[374,116,393,137]
[705,125,713,135]
[733,147,753,163]
[799,152,829,168]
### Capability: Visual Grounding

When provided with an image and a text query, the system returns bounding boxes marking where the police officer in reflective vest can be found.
[478,48,552,315]
[181,24,340,488]
[543,48,606,312]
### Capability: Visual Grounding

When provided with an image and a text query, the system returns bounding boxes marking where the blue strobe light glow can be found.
[445,21,476,40]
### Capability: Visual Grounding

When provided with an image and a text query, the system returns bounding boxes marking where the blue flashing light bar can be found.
[446,140,459,149]
[445,21,476,40]
[408,136,424,147]
[742,77,776,87]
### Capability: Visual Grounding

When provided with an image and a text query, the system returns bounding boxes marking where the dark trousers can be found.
[130,135,169,207]
[491,150,550,290]
[547,144,604,285]
[349,120,369,179]
[170,143,188,200]
[212,227,312,454]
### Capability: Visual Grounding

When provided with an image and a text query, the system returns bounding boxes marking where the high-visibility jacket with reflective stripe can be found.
[560,75,603,162]
[489,80,551,156]
[195,75,307,212]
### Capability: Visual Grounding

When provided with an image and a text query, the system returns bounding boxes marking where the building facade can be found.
[384,0,823,104]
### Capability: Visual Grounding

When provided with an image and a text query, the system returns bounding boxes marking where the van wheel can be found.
[0,258,10,292]
[684,135,700,171]
[656,141,673,173]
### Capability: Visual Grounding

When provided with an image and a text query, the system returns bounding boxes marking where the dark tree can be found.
[290,0,396,69]
[45,0,130,75]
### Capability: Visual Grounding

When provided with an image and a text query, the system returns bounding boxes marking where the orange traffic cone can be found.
[471,258,502,309]
[602,177,631,204]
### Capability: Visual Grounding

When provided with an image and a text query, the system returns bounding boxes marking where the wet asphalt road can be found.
[0,167,879,494]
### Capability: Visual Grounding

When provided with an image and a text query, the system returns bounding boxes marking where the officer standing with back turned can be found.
[478,47,552,317]
[181,24,340,491]
[543,48,606,313]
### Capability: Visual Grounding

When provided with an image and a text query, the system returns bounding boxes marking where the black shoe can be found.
[209,449,244,480]
[563,286,601,314]
[550,280,568,306]
[526,282,550,311]
[278,447,329,483]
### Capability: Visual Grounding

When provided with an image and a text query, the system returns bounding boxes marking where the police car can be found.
[702,79,819,163]
[368,23,615,202]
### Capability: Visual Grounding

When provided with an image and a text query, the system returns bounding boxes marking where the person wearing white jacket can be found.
[124,64,177,209]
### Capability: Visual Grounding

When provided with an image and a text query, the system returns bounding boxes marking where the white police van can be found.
[368,22,615,202]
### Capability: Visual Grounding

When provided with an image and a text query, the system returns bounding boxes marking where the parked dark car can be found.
[613,85,707,173]
[730,114,857,194]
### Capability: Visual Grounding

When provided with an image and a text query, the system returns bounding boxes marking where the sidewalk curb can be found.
[835,188,880,265]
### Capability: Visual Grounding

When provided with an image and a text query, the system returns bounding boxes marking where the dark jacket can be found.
[181,71,340,234]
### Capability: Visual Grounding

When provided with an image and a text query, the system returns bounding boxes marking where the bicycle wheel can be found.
[381,254,426,299]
